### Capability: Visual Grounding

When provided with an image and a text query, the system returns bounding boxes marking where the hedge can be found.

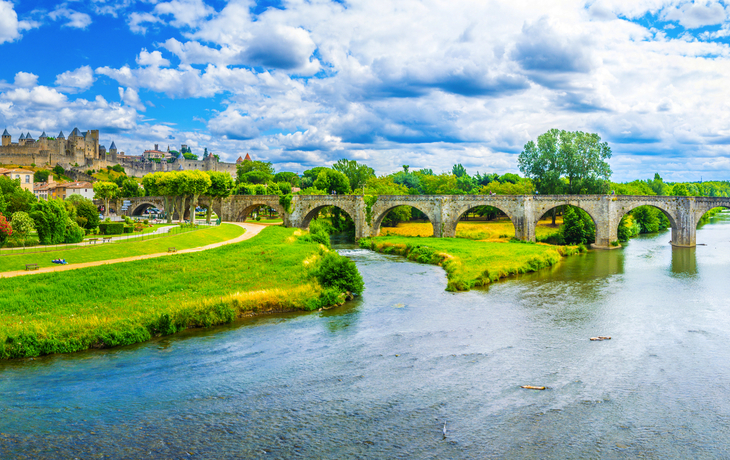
[98,222,124,235]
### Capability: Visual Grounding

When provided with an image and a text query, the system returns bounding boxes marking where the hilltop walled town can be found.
[0,128,239,179]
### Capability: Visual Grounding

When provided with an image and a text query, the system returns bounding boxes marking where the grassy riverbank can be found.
[0,224,244,272]
[360,236,582,291]
[0,227,356,359]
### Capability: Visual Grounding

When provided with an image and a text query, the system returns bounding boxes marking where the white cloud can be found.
[55,66,95,92]
[662,1,728,29]
[153,0,214,28]
[119,87,146,111]
[0,0,37,44]
[49,7,93,29]
[136,49,171,67]
[128,12,161,34]
[14,72,39,88]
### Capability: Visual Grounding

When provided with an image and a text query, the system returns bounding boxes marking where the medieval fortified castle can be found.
[0,128,238,178]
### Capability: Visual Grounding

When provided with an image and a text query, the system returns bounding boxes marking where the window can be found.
[25,175,30,183]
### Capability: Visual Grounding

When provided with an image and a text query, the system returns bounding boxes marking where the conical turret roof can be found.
[110,141,117,150]
[2,129,9,137]
[26,132,33,140]
[39,131,47,139]
[57,131,65,139]
[70,127,82,137]
[19,133,25,140]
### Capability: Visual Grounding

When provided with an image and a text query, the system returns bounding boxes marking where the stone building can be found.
[1,128,108,169]
[0,167,34,192]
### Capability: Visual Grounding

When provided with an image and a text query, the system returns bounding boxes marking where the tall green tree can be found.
[236,160,274,184]
[205,171,234,223]
[178,170,211,224]
[332,159,375,192]
[10,211,34,246]
[93,181,119,218]
[314,169,350,194]
[30,198,68,245]
[273,171,301,187]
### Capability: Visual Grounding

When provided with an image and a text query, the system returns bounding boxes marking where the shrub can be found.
[143,219,149,225]
[123,226,133,234]
[134,223,144,232]
[10,211,33,245]
[30,198,68,245]
[98,222,124,235]
[64,219,85,244]
[313,252,364,295]
[0,213,12,247]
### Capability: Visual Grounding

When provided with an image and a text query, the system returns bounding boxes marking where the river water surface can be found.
[1,212,730,458]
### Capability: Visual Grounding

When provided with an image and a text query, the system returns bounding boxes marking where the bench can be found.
[25,263,39,271]
[102,237,112,243]
[168,247,177,253]
[88,238,99,245]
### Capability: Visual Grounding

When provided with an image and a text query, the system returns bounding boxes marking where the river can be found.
[1,212,729,458]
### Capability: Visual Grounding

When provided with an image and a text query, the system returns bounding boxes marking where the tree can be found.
[154,172,181,224]
[274,172,300,187]
[301,167,329,189]
[67,195,100,229]
[93,181,119,218]
[183,152,198,160]
[332,159,375,191]
[236,160,274,184]
[117,176,144,198]
[30,198,68,245]
[178,170,211,224]
[314,169,350,194]
[142,172,174,223]
[53,165,64,177]
[111,164,125,174]
[519,129,612,223]
[10,211,34,246]
[205,171,233,223]
[672,183,690,196]
[35,170,50,183]
[452,164,468,178]
[0,176,37,214]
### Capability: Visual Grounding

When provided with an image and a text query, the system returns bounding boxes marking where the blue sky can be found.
[2,0,730,181]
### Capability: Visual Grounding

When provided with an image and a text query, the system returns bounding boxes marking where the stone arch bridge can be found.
[121,194,730,248]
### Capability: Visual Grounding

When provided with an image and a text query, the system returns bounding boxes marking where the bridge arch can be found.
[613,201,679,235]
[130,201,163,217]
[300,203,358,228]
[371,199,440,237]
[444,202,522,239]
[236,202,287,222]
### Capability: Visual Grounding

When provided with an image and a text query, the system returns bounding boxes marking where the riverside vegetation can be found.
[360,236,582,292]
[0,226,363,359]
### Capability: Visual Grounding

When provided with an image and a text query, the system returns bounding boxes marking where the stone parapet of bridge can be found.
[121,194,730,248]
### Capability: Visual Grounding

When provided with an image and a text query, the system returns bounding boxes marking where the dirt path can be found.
[0,222,266,279]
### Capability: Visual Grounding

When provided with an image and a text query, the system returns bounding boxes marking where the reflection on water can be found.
[0,212,729,458]
[671,246,698,276]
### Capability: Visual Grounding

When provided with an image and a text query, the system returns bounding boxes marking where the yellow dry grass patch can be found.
[380,217,563,240]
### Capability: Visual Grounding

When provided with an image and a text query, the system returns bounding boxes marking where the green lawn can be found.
[361,236,582,291]
[0,224,244,272]
[0,227,344,359]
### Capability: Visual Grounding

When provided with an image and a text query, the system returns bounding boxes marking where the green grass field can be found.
[361,236,582,291]
[0,224,244,272]
[81,223,176,240]
[0,227,346,359]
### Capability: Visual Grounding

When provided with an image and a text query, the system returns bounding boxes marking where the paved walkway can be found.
[0,222,266,279]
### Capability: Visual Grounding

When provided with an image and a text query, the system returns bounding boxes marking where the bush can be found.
[143,219,149,225]
[313,252,364,295]
[123,226,133,234]
[560,206,595,245]
[134,223,144,232]
[30,199,68,245]
[98,222,124,235]
[0,213,12,247]
[64,219,85,244]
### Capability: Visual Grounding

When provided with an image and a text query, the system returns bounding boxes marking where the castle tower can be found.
[1,129,9,147]
[57,131,65,139]
[109,141,118,162]
[19,132,26,146]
